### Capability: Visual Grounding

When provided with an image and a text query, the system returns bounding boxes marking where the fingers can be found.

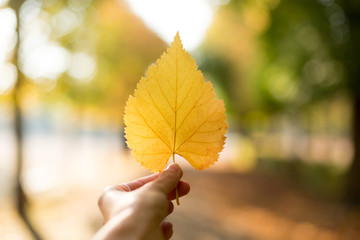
[161,221,173,240]
[102,173,161,194]
[167,180,190,200]
[148,163,182,194]
[99,163,186,222]
[120,173,161,191]
[105,163,184,195]
[167,201,174,216]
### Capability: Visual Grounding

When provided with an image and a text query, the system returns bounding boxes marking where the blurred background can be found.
[1,0,360,239]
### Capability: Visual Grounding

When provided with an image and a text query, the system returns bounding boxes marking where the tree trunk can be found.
[10,0,42,239]
[12,82,42,240]
[342,0,360,205]
[346,95,360,205]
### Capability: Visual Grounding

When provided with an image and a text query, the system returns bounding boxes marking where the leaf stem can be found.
[173,153,180,205]
[173,43,179,206]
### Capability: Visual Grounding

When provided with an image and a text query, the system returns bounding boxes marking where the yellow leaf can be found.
[124,32,227,173]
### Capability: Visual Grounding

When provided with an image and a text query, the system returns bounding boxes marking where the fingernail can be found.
[165,164,172,170]
[165,163,179,173]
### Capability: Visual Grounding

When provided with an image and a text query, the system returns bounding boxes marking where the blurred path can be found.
[1,162,360,240]
[169,169,360,240]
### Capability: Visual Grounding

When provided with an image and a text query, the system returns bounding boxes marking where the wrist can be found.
[93,208,147,240]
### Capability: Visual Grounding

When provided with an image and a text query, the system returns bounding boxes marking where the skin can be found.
[93,163,190,240]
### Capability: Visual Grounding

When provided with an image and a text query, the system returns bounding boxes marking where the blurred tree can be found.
[10,1,42,239]
[204,0,360,204]
[6,0,165,238]
[90,0,166,124]
[258,0,360,205]
[48,0,166,127]
[201,0,273,121]
[341,0,360,205]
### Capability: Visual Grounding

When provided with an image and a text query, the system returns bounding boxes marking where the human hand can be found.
[92,163,190,240]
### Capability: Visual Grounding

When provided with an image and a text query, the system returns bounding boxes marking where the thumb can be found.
[149,163,182,194]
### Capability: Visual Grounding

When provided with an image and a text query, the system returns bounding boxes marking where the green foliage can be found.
[257,0,347,111]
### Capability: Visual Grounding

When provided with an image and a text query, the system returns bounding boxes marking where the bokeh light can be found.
[67,52,96,82]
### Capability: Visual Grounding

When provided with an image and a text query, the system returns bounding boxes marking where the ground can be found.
[1,162,359,240]
[170,170,360,240]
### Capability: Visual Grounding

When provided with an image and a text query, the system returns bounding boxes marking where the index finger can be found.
[119,173,160,191]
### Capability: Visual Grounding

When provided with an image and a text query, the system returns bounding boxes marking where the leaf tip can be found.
[172,31,183,50]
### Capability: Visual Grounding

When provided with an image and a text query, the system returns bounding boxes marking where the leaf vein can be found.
[176,72,196,112]
[125,120,147,127]
[197,129,221,133]
[145,87,173,130]
[136,152,170,155]
[125,129,157,139]
[133,105,172,151]
[159,60,175,91]
[187,139,223,144]
[175,105,222,152]
[178,150,218,157]
[176,86,208,132]
[177,65,195,91]
[164,56,175,74]
[153,71,175,112]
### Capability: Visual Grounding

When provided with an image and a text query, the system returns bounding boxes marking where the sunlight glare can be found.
[0,8,17,63]
[68,52,96,82]
[0,63,17,95]
[51,8,82,37]
[19,0,42,24]
[123,0,214,51]
[0,8,17,94]
[0,0,8,8]
[18,1,71,83]
[21,43,70,80]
